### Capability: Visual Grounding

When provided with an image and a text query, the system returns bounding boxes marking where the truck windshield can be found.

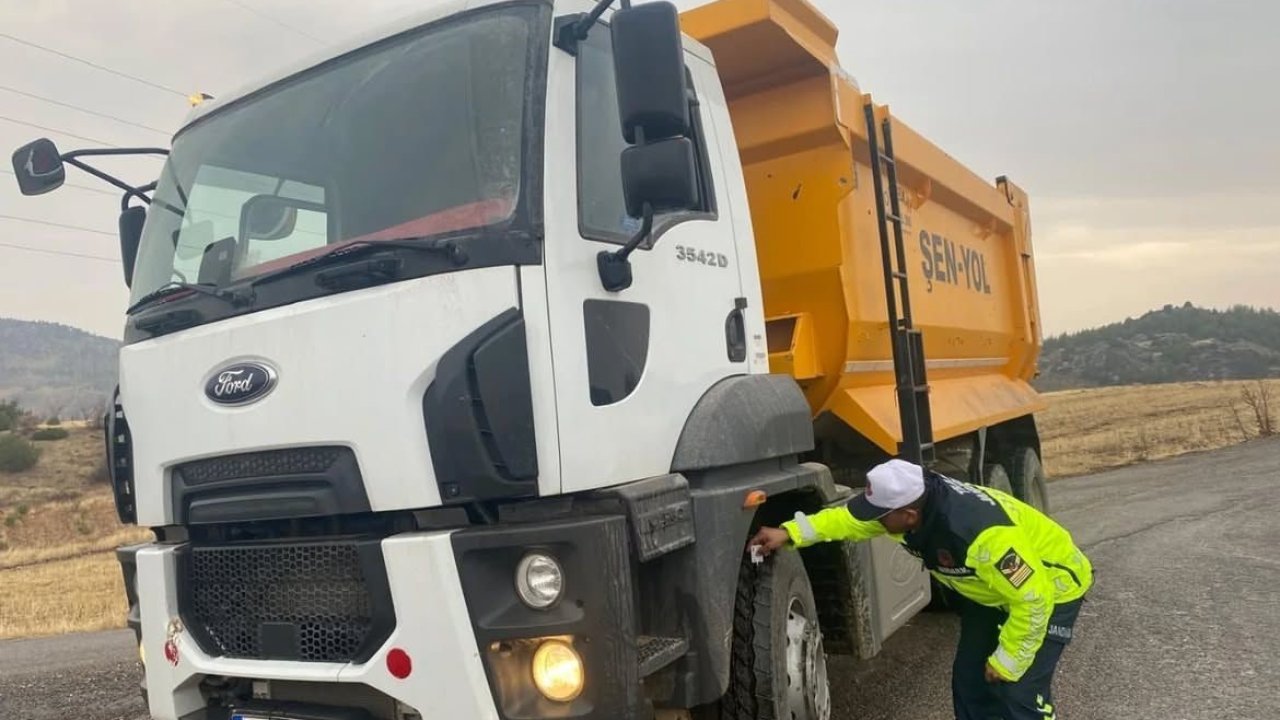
[129,4,544,310]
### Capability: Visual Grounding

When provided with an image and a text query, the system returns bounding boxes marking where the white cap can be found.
[847,459,926,521]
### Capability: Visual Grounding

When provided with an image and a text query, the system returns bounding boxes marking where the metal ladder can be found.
[863,101,935,465]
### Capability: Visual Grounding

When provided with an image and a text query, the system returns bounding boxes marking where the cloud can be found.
[2,0,1278,339]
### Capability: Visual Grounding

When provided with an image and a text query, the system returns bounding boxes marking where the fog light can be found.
[515,553,563,609]
[531,640,584,702]
[138,642,145,664]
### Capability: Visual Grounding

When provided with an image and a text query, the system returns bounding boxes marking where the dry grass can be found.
[0,425,145,639]
[0,490,149,565]
[1038,379,1280,477]
[0,551,130,639]
[0,425,105,507]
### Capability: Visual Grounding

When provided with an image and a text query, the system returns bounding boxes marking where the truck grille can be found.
[176,447,344,486]
[180,539,393,663]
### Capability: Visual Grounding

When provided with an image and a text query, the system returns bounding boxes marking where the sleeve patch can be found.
[997,547,1034,588]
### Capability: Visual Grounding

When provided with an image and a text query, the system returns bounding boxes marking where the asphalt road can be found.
[2,438,1277,719]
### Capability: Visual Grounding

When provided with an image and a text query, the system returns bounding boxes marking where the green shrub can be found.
[46,417,62,426]
[0,434,40,472]
[0,400,21,432]
[31,427,70,442]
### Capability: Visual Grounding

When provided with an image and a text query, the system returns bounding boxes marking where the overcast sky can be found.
[1,0,1277,340]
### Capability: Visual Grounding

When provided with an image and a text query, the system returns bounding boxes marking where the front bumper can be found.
[136,531,496,719]
[128,513,641,720]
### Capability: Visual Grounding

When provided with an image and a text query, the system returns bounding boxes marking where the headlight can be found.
[515,552,563,609]
[531,640,584,702]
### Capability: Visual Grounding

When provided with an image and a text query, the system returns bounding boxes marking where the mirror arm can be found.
[596,202,653,293]
[63,147,169,159]
[62,146,171,205]
[121,181,158,212]
[554,0,619,54]
[62,157,153,206]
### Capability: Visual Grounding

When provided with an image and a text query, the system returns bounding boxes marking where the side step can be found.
[638,635,688,677]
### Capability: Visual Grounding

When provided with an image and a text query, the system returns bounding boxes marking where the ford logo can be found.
[205,362,278,405]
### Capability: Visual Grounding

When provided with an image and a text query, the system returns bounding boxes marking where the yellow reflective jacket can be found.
[781,472,1092,682]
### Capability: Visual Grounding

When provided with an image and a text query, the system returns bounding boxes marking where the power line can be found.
[0,240,116,264]
[0,168,118,197]
[222,0,326,44]
[0,84,170,137]
[0,113,119,147]
[0,213,116,237]
[0,32,188,98]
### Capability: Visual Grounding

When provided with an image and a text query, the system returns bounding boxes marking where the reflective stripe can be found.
[992,646,1018,676]
[1043,560,1082,587]
[793,511,819,543]
[1036,694,1057,719]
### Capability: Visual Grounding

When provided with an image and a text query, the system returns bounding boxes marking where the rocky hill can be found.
[0,319,118,418]
[1036,304,1280,390]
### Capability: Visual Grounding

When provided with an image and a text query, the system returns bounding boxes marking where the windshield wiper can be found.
[249,237,468,288]
[126,281,253,315]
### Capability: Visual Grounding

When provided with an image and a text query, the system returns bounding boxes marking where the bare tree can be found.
[1227,399,1253,441]
[1241,381,1275,437]
[75,396,108,425]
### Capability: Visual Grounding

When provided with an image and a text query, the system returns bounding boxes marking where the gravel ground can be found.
[2,437,1277,719]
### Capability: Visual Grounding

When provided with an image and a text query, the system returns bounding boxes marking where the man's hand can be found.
[984,662,1007,684]
[747,526,791,558]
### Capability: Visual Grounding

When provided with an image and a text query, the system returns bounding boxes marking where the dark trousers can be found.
[951,597,1083,720]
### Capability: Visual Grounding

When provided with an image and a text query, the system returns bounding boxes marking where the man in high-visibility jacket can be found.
[749,458,1093,720]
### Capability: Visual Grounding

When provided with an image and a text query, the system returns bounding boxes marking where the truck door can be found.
[538,21,749,493]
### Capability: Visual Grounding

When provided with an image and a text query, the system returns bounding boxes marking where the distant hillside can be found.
[1037,304,1280,390]
[0,319,118,417]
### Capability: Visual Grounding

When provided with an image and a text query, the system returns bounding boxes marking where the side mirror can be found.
[10,138,66,196]
[119,206,146,288]
[241,195,299,241]
[612,2,688,144]
[597,1,700,294]
[622,138,699,217]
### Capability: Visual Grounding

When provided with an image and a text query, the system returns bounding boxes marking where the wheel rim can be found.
[784,596,830,720]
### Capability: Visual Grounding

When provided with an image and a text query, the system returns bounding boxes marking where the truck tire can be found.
[1007,446,1049,513]
[984,462,1013,496]
[711,549,830,720]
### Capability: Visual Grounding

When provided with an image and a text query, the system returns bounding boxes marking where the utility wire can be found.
[0,213,116,237]
[0,240,116,263]
[0,84,170,137]
[0,32,187,98]
[222,0,326,44]
[0,114,119,147]
[0,168,118,197]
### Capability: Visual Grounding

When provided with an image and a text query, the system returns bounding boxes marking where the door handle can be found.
[725,297,748,363]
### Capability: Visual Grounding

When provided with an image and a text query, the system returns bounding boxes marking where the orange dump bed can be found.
[682,0,1045,453]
